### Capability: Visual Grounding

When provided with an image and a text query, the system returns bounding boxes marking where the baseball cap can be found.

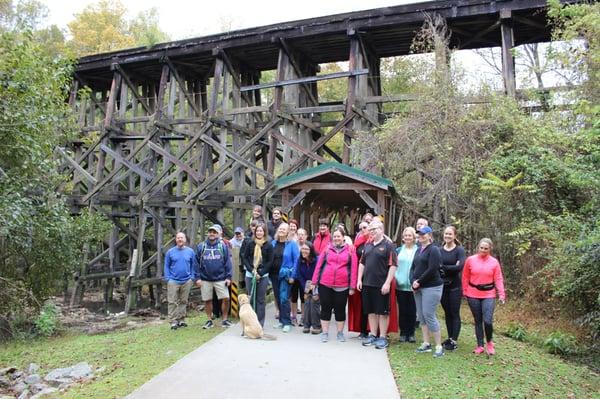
[234,227,244,234]
[417,226,433,235]
[208,224,223,234]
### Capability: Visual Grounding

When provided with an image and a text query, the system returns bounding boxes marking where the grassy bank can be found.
[0,311,219,398]
[388,321,600,398]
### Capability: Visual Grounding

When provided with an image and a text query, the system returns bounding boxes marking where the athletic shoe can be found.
[303,327,310,334]
[415,343,432,353]
[398,335,407,343]
[362,334,377,346]
[298,320,303,327]
[433,345,444,358]
[486,341,495,355]
[202,319,214,329]
[282,325,291,333]
[320,332,329,343]
[358,333,368,339]
[291,317,298,326]
[442,338,451,346]
[444,339,457,351]
[473,346,485,354]
[177,321,188,328]
[336,332,346,342]
[221,319,233,328]
[375,337,389,349]
[311,327,322,335]
[273,323,283,329]
[407,335,416,343]
[170,323,179,330]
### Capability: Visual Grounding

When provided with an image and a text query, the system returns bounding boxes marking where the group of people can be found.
[163,206,506,358]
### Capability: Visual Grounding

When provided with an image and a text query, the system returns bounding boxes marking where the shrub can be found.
[544,331,576,355]
[506,323,528,342]
[34,303,60,337]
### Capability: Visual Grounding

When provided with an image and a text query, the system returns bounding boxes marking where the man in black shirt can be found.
[357,220,397,349]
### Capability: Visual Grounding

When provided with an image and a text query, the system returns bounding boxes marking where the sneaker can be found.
[362,334,377,347]
[273,323,283,329]
[320,332,329,343]
[221,319,233,328]
[298,320,303,327]
[415,343,432,353]
[311,327,322,335]
[375,337,389,349]
[486,341,495,355]
[302,327,310,334]
[473,346,485,354]
[177,321,188,328]
[407,335,416,343]
[358,332,368,339]
[444,339,457,351]
[170,323,179,330]
[336,332,346,342]
[202,319,214,329]
[433,345,444,358]
[398,335,407,343]
[442,338,451,346]
[282,325,291,333]
[291,317,298,326]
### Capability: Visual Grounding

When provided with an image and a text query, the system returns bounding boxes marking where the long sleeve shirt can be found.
[164,246,198,284]
[440,245,466,289]
[410,243,443,288]
[462,254,506,300]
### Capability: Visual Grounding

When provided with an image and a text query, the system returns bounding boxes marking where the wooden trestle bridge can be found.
[60,0,561,311]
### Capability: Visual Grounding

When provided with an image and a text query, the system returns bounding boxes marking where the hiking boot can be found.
[433,345,444,358]
[398,335,407,343]
[303,327,310,334]
[221,319,233,328]
[444,339,457,351]
[320,332,329,343]
[415,343,432,353]
[336,332,346,342]
[170,323,179,330]
[473,346,485,354]
[177,321,188,328]
[311,327,322,335]
[202,319,214,329]
[362,334,377,347]
[407,335,416,343]
[375,337,389,349]
[282,325,291,333]
[486,341,496,355]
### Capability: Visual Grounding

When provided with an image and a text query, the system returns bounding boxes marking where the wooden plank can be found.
[269,130,327,164]
[292,182,379,191]
[146,140,200,182]
[241,69,369,92]
[164,57,202,116]
[115,65,152,114]
[99,144,154,181]
[283,189,310,214]
[224,106,270,115]
[355,189,379,213]
[54,147,97,185]
[352,104,380,127]
[287,104,346,114]
[500,12,516,97]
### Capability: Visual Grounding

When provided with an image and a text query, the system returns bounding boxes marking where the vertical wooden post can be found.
[500,10,516,97]
[344,34,360,165]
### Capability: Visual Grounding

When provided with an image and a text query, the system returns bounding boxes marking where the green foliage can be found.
[34,303,60,337]
[543,331,576,355]
[506,323,528,342]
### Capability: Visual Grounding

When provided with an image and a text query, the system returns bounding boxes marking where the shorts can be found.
[362,286,390,315]
[290,280,305,303]
[201,280,229,301]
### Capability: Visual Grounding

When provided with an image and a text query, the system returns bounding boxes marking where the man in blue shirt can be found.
[196,225,233,329]
[164,231,198,330]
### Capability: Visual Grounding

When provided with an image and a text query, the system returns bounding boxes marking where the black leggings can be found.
[467,297,495,346]
[318,285,348,322]
[441,286,462,340]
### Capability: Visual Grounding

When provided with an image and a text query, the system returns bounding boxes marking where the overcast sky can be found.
[40,0,425,40]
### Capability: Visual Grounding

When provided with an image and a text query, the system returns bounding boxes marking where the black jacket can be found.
[410,243,443,288]
[241,240,274,277]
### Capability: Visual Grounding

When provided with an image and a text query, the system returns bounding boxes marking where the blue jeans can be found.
[279,279,292,326]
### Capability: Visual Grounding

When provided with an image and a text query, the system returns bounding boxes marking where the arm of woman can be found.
[311,251,326,287]
[349,247,358,290]
[241,241,253,273]
[494,259,506,302]
[257,244,273,276]
[416,246,442,284]
[444,246,466,273]
[462,257,471,294]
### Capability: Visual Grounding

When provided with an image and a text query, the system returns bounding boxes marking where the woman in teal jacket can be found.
[395,227,418,343]
[271,223,300,332]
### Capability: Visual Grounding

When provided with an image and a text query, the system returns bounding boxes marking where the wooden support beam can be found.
[114,64,152,114]
[146,141,200,182]
[459,20,501,48]
[278,38,319,106]
[290,182,379,191]
[241,69,368,92]
[355,189,380,214]
[500,10,516,97]
[55,147,97,185]
[99,144,154,181]
[282,189,310,214]
[269,130,327,164]
[164,57,203,116]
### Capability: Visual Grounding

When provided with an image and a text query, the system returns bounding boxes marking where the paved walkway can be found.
[127,303,400,399]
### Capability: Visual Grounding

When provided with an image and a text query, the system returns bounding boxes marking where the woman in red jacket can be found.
[462,238,506,355]
[311,228,358,343]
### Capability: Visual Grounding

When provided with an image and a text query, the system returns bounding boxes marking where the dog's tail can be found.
[260,333,277,340]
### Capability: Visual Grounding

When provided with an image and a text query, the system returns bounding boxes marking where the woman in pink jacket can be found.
[462,238,506,355]
[311,228,358,343]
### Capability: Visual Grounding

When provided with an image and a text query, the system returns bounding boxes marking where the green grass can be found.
[388,322,600,399]
[0,312,219,398]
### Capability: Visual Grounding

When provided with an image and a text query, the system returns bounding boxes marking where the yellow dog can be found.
[238,294,276,340]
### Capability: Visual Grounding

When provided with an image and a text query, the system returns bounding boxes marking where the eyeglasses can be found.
[361,226,368,230]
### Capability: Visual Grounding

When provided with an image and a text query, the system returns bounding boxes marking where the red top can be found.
[313,231,331,255]
[462,254,506,301]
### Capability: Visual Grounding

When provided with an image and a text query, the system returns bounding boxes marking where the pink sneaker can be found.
[486,341,495,355]
[473,346,485,354]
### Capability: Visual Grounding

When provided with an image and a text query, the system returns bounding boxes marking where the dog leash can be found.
[251,274,257,309]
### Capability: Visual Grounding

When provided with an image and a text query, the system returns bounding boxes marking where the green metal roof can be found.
[275,162,394,191]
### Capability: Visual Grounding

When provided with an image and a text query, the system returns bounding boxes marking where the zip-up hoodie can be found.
[271,239,300,280]
[313,231,331,255]
[196,239,233,282]
[462,254,505,300]
[312,244,358,289]
[294,256,318,291]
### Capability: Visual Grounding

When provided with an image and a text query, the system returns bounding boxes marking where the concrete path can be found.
[127,304,400,399]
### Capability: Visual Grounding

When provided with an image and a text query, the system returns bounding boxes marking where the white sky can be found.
[41,0,423,40]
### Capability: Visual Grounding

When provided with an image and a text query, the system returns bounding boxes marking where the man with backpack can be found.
[196,224,233,329]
